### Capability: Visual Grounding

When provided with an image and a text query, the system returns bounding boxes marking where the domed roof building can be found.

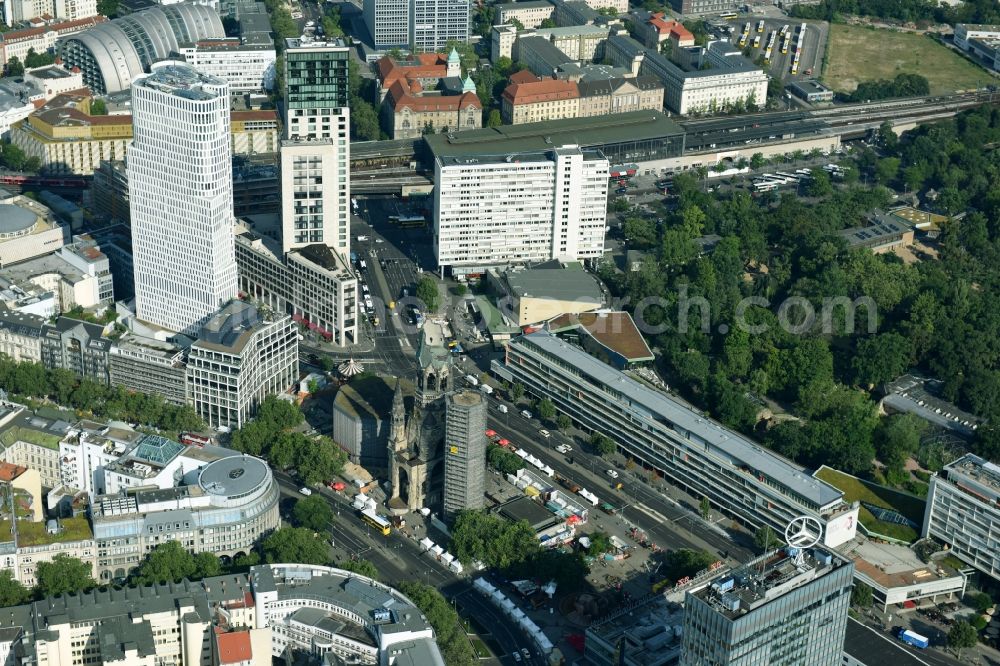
[58,3,224,94]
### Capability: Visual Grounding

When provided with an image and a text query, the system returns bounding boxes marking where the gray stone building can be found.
[40,317,111,385]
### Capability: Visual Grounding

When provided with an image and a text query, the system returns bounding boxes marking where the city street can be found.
[275,472,538,664]
[478,394,755,564]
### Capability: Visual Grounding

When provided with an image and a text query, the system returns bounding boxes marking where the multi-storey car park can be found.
[493,332,858,536]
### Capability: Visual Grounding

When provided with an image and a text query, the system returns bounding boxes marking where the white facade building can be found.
[363,0,410,48]
[923,454,1000,581]
[91,455,280,580]
[186,301,298,430]
[177,40,276,93]
[128,63,238,336]
[954,24,1000,49]
[235,220,359,347]
[607,35,767,115]
[2,0,96,26]
[494,1,554,29]
[251,564,445,665]
[280,139,348,255]
[433,145,608,275]
[410,0,470,52]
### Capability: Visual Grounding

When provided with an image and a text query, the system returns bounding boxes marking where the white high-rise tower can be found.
[128,63,238,335]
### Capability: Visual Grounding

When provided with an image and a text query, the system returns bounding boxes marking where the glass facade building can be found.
[410,0,470,52]
[681,549,854,666]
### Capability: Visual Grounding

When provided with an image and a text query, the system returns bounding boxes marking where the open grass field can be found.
[815,466,925,543]
[824,24,991,95]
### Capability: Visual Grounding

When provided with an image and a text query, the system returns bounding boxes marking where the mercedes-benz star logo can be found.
[784,516,823,549]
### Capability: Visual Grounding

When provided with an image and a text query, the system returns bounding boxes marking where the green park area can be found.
[816,467,926,542]
[824,24,991,95]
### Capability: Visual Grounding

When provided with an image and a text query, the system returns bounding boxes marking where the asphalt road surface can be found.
[479,395,754,563]
[275,472,537,664]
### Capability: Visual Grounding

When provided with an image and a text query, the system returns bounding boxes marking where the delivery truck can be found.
[898,630,929,649]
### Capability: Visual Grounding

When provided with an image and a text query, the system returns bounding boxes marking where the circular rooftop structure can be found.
[0,204,38,239]
[198,455,271,500]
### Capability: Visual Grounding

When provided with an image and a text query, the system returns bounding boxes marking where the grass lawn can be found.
[824,24,992,95]
[469,637,491,659]
[815,467,925,543]
[14,516,93,546]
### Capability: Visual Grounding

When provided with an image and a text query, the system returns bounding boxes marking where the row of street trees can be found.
[0,356,202,433]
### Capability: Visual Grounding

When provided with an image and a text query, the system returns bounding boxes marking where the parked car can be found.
[521,649,531,659]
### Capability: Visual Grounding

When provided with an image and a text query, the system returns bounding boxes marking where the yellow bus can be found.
[360,508,391,536]
[719,11,738,19]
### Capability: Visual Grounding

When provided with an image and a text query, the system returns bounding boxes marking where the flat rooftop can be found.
[788,79,831,94]
[587,596,683,664]
[942,454,1000,505]
[850,539,963,592]
[285,37,348,50]
[29,66,74,80]
[882,374,981,437]
[497,496,559,531]
[840,215,912,247]
[515,332,843,508]
[424,110,684,159]
[136,64,226,100]
[692,547,847,619]
[503,262,604,305]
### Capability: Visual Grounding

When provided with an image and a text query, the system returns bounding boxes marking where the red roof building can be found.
[640,12,695,49]
[382,75,482,139]
[501,78,580,124]
[214,629,253,666]
[376,49,463,101]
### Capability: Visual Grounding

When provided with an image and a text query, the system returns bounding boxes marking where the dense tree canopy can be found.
[35,554,96,598]
[0,356,202,432]
[486,444,523,475]
[262,527,330,566]
[598,104,1000,482]
[230,397,345,485]
[293,494,334,532]
[338,558,379,579]
[450,510,538,569]
[132,541,220,585]
[396,582,475,666]
[0,571,30,606]
[788,0,1000,24]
